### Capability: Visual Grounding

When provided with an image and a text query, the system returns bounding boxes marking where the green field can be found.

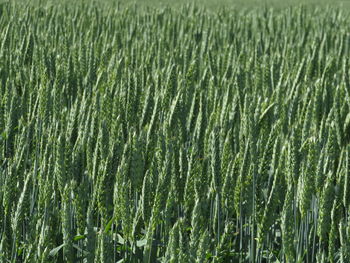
[1,1,350,262]
[119,0,350,9]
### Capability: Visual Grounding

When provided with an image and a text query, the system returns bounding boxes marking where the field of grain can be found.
[1,1,350,262]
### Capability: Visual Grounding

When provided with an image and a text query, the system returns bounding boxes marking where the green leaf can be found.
[1,131,7,139]
[259,103,275,124]
[104,217,114,234]
[136,239,147,247]
[49,244,65,257]
[117,234,125,245]
[72,244,89,256]
[73,235,86,241]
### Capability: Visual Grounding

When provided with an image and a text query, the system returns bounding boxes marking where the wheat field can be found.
[0,1,350,262]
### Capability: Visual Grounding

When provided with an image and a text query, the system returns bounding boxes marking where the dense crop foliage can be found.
[1,2,350,262]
